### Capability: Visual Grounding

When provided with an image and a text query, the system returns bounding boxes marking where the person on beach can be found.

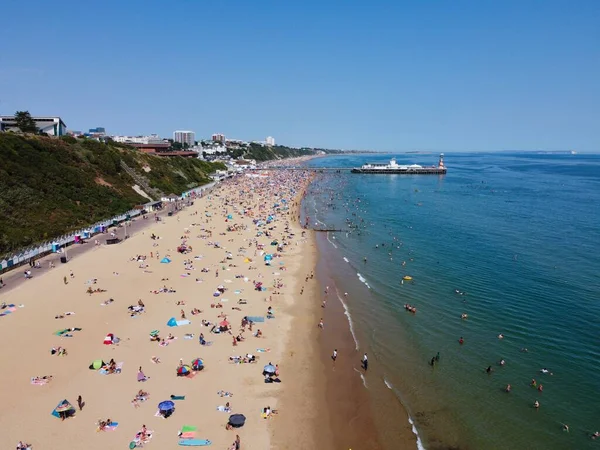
[137,367,148,382]
[362,353,368,371]
[77,395,84,411]
[318,318,324,329]
[332,349,337,362]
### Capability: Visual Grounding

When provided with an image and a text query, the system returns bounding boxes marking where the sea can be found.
[300,152,600,450]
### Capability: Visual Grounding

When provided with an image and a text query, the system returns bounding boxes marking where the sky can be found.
[1,0,599,152]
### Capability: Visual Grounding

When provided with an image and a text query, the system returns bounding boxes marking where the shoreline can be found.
[302,173,421,450]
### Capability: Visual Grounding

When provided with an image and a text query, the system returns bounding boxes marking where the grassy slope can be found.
[0,134,222,256]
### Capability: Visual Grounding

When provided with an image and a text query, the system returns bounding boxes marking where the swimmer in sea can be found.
[505,384,511,392]
[459,337,464,345]
[498,333,504,339]
[486,366,492,374]
[533,400,540,409]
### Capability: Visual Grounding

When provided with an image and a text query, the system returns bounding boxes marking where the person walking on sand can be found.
[332,349,337,362]
[318,318,324,329]
[362,353,368,371]
[77,395,84,411]
[63,276,68,285]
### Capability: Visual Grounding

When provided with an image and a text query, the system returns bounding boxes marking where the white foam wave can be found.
[353,368,368,388]
[326,233,338,248]
[356,273,371,289]
[385,379,426,449]
[408,416,426,450]
[337,292,359,349]
[343,257,349,263]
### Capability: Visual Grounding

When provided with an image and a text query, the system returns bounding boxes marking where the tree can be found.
[14,111,38,133]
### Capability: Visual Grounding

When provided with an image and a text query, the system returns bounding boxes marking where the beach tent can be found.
[176,365,191,377]
[160,257,172,264]
[263,254,273,262]
[51,399,75,419]
[191,358,204,371]
[89,359,104,370]
[103,333,114,345]
[228,414,246,428]
[167,317,178,327]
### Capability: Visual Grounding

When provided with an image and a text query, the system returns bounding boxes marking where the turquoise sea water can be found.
[302,153,600,450]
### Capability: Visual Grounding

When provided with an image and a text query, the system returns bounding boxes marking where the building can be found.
[112,134,165,145]
[89,127,106,135]
[212,133,225,143]
[0,115,67,136]
[174,130,195,147]
[266,136,275,146]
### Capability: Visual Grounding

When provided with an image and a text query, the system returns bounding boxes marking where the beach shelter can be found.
[160,257,172,264]
[51,399,75,419]
[89,359,104,370]
[158,400,175,418]
[191,358,204,371]
[228,414,246,428]
[263,254,273,262]
[219,320,229,331]
[177,365,192,377]
[167,317,178,327]
[263,364,276,375]
[103,333,114,345]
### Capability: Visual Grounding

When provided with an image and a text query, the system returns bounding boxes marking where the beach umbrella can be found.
[158,400,175,411]
[177,365,191,376]
[228,414,246,428]
[219,320,229,328]
[55,401,75,413]
[263,254,273,261]
[263,364,276,374]
[191,358,204,370]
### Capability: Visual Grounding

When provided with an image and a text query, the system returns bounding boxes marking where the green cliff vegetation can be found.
[0,134,223,256]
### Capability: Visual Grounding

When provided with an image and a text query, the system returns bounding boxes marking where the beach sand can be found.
[0,167,325,450]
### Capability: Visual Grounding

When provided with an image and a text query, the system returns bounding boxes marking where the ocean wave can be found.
[357,273,371,289]
[326,233,338,248]
[385,379,426,450]
[337,292,359,350]
[343,257,349,263]
[408,416,426,450]
[353,367,368,388]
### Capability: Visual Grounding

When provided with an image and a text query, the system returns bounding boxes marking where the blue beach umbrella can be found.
[263,364,276,374]
[158,400,175,411]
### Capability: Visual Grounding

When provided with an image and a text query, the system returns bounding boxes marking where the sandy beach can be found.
[0,165,325,450]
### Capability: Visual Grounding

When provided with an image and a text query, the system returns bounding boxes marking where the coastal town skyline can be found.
[1,1,598,153]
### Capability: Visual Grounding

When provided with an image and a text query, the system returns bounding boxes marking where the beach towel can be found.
[99,362,123,375]
[176,320,191,326]
[170,395,186,400]
[246,316,265,323]
[256,348,270,353]
[179,439,211,446]
[100,422,119,431]
[31,377,49,385]
[181,425,197,433]
[180,432,196,439]
[184,334,195,340]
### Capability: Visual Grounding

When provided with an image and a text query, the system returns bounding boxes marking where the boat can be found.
[351,154,446,174]
[403,276,413,281]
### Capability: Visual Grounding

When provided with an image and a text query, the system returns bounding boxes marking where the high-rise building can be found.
[212,133,225,143]
[266,136,275,146]
[174,130,195,147]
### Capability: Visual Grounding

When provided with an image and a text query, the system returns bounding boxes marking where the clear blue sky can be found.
[1,0,598,152]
